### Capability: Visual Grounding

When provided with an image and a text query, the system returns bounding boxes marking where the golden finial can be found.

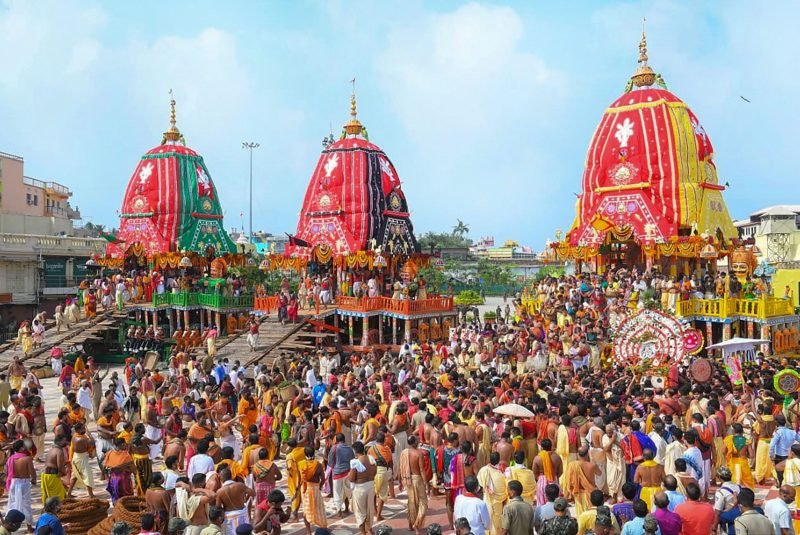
[163,89,183,143]
[631,18,656,88]
[343,78,364,136]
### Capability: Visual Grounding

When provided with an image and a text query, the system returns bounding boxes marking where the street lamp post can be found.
[242,142,260,243]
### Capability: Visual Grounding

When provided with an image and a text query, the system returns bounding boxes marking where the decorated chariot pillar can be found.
[404,318,412,343]
[392,317,397,345]
[362,316,369,346]
[348,316,354,346]
[723,322,731,341]
[184,310,190,331]
[705,322,713,347]
[761,324,771,356]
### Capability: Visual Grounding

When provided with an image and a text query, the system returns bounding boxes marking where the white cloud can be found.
[376,2,568,241]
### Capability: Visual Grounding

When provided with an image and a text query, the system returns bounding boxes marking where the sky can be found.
[1,0,798,250]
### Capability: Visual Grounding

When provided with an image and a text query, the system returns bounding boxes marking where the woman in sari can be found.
[724,423,755,488]
[104,438,135,503]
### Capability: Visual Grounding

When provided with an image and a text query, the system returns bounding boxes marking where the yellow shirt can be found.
[577,508,620,535]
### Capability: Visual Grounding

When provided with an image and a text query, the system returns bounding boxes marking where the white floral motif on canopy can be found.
[613,308,687,367]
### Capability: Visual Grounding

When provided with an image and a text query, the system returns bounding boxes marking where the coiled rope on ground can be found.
[57,498,110,535]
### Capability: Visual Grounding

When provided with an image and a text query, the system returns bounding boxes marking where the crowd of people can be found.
[1,268,799,535]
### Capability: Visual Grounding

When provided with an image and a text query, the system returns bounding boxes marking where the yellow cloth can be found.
[509,466,536,505]
[477,465,508,535]
[476,423,492,471]
[712,436,725,481]
[538,450,555,481]
[9,375,23,390]
[361,417,380,442]
[237,399,257,434]
[374,466,391,501]
[556,424,570,487]
[724,435,755,488]
[639,485,660,511]
[40,473,66,504]
[215,458,242,480]
[755,438,776,483]
[301,480,327,528]
[578,509,620,535]
[286,447,305,511]
[564,460,593,516]
[645,413,655,435]
[238,444,260,477]
[407,474,428,530]
[71,451,94,489]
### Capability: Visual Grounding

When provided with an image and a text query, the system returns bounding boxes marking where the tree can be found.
[452,219,470,237]
[476,258,514,287]
[418,231,472,252]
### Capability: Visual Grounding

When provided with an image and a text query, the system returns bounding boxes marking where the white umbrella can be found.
[492,403,535,419]
[706,337,770,350]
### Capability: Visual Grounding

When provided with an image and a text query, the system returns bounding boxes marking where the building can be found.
[228,230,289,256]
[735,205,800,264]
[735,205,800,307]
[0,151,81,235]
[0,151,105,329]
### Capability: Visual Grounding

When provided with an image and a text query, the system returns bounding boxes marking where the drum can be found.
[690,358,712,383]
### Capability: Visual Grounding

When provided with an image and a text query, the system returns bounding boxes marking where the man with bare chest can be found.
[145,472,173,533]
[41,434,68,503]
[177,474,216,535]
[7,440,35,530]
[67,422,95,498]
[400,435,429,535]
[145,397,163,458]
[532,438,563,505]
[164,429,187,471]
[565,446,597,515]
[634,449,665,510]
[215,468,255,534]
[494,432,514,470]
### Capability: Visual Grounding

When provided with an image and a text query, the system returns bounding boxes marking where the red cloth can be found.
[520,420,537,440]
[570,88,717,247]
[286,137,416,256]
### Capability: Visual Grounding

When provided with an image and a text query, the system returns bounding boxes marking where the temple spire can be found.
[163,89,183,144]
[630,18,656,88]
[343,78,364,136]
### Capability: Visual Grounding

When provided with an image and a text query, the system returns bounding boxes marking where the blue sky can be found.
[1,0,797,250]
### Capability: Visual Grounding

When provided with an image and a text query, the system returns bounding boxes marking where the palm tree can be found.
[452,219,470,237]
